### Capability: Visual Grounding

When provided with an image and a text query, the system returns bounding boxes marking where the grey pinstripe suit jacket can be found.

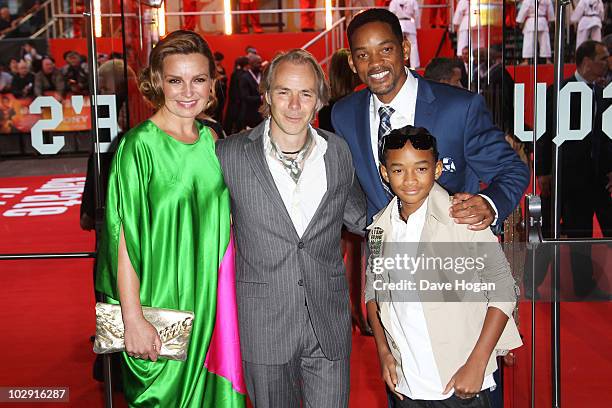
[216,121,367,365]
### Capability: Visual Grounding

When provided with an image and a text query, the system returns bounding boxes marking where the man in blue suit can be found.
[331,8,529,408]
[332,8,529,230]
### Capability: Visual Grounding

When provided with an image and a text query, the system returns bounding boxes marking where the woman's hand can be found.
[124,316,162,362]
[117,228,162,361]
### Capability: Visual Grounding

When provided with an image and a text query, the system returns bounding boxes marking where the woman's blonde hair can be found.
[138,30,216,108]
[259,49,330,117]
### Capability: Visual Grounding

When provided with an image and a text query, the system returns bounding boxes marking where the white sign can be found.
[514,81,612,145]
[28,94,118,155]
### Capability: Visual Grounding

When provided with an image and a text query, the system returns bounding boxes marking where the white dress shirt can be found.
[369,69,499,224]
[369,68,419,167]
[263,118,327,237]
[387,197,496,400]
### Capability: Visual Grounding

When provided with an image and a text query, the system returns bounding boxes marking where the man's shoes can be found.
[301,28,315,32]
[253,27,264,34]
[239,27,249,34]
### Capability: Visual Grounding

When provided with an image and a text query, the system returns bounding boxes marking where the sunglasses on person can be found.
[382,131,437,153]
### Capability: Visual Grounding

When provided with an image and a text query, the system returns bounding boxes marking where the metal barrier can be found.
[32,4,455,38]
[0,0,55,39]
[301,17,346,69]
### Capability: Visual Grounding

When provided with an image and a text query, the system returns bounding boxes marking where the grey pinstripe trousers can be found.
[243,305,350,408]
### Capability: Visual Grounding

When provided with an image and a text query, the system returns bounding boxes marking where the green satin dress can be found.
[96,120,235,407]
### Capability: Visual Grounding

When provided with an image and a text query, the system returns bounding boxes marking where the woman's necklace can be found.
[269,134,313,184]
[397,198,408,223]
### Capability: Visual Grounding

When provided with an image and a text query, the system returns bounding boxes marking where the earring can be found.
[205,99,214,111]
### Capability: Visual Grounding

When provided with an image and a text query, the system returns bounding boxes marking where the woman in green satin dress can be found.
[96,31,244,407]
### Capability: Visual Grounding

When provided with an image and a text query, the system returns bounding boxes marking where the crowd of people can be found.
[0,2,45,38]
[0,42,92,99]
[386,0,612,67]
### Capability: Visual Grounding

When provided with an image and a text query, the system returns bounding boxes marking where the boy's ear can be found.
[265,91,271,105]
[434,160,443,180]
[380,164,390,183]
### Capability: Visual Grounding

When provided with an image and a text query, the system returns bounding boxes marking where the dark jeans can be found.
[392,391,491,408]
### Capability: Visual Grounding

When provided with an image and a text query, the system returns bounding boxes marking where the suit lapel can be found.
[244,123,295,229]
[355,90,389,210]
[414,76,439,133]
[301,131,338,239]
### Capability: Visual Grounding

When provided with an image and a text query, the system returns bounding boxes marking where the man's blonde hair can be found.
[259,49,330,117]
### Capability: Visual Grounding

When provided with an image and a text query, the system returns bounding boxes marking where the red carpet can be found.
[0,175,94,254]
[1,175,610,407]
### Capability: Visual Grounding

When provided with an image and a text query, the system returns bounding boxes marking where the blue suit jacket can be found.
[331,72,530,224]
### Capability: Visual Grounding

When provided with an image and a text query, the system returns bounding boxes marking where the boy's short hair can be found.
[381,125,439,164]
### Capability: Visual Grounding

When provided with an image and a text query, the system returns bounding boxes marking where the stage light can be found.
[325,0,332,30]
[223,0,232,34]
[158,1,166,37]
[93,0,102,37]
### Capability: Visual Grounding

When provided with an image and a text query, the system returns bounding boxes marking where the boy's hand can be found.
[379,350,404,401]
[450,193,495,230]
[443,359,485,399]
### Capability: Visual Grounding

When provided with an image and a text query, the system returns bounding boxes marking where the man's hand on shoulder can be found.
[449,192,495,231]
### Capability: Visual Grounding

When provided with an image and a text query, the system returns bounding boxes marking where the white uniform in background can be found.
[516,0,555,59]
[452,0,469,56]
[389,0,421,68]
[571,0,605,49]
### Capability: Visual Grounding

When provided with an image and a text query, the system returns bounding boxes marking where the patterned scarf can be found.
[269,132,314,184]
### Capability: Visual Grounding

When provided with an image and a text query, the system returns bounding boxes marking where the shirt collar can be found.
[368,182,452,232]
[372,67,418,114]
[391,194,429,226]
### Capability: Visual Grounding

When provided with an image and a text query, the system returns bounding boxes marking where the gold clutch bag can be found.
[93,302,195,361]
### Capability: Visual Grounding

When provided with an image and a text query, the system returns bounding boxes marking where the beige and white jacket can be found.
[365,182,523,388]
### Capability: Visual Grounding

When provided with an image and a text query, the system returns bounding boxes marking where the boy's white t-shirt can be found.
[387,196,496,400]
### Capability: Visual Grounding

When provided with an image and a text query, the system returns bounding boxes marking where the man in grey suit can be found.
[216,49,366,407]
